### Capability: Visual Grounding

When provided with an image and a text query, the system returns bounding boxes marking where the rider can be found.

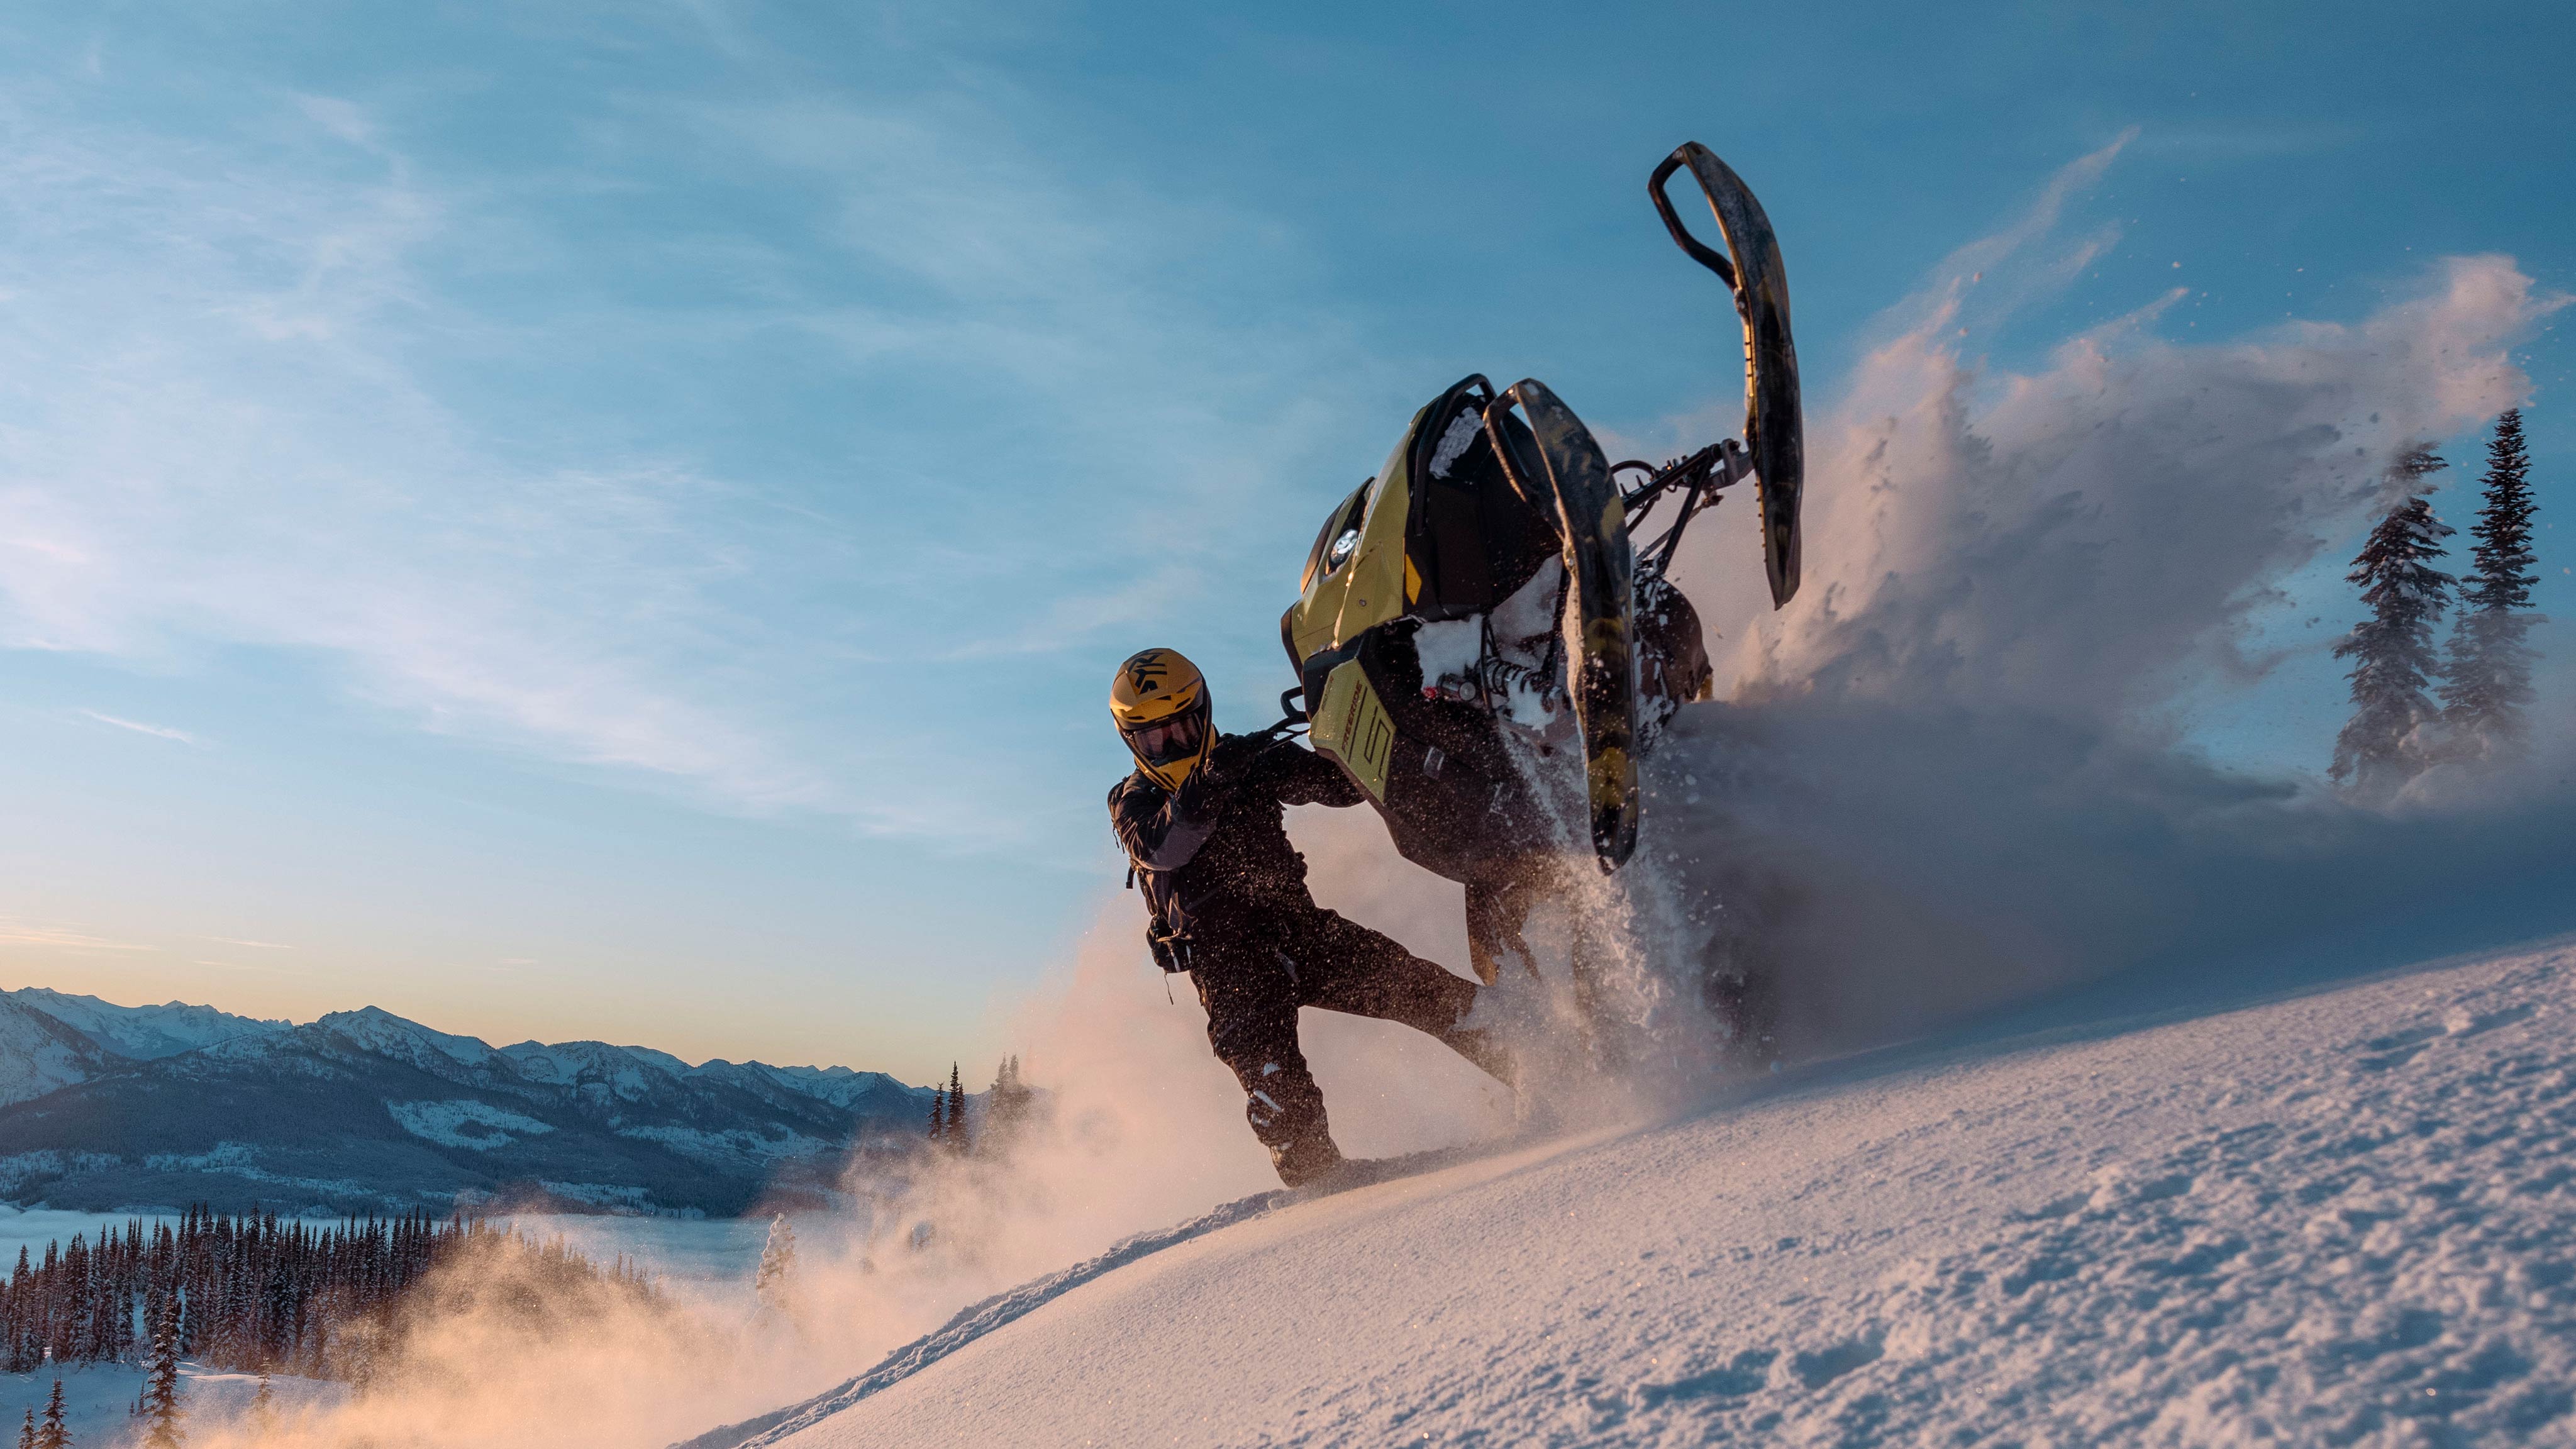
[1107,647,1510,1186]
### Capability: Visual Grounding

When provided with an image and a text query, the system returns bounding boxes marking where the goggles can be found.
[1122,708,1208,766]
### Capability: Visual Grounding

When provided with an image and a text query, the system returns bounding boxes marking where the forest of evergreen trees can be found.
[0,1207,648,1384]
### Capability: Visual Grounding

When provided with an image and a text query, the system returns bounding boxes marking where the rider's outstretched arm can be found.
[1110,773,1219,871]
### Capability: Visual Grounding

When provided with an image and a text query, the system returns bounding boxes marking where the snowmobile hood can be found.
[1283,410,1423,666]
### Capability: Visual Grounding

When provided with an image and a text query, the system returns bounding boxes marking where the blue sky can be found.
[0,1,2567,1082]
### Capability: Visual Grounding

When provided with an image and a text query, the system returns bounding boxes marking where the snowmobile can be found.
[1279,142,1804,987]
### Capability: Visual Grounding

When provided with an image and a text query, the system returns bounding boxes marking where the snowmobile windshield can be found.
[1123,708,1208,766]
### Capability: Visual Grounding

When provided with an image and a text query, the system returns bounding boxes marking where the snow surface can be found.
[385,1098,558,1150]
[709,938,2576,1448]
[0,1360,341,1446]
[614,1123,834,1170]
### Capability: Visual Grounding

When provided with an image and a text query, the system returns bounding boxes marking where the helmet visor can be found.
[1122,708,1208,766]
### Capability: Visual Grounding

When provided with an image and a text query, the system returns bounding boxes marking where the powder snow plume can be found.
[1643,155,2573,1053]
[186,150,2573,1448]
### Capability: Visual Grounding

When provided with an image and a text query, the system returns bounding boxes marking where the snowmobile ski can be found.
[1482,379,1638,870]
[1651,141,1804,608]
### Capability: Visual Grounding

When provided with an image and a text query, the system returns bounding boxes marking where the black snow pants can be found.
[1188,903,1479,1156]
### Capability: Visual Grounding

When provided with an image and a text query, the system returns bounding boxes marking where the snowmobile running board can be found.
[1651,142,1804,609]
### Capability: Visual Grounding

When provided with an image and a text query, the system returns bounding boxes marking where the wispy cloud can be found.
[0,917,158,952]
[79,709,199,745]
[0,22,1357,855]
[199,936,294,950]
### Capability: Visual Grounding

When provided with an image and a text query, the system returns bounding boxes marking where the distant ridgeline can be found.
[0,1208,648,1380]
[0,989,943,1218]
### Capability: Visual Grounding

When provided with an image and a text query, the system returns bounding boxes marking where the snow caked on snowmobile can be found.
[1279,142,1804,996]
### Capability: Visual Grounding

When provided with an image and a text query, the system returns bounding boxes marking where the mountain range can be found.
[0,989,935,1218]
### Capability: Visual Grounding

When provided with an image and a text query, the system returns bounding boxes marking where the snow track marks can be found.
[725,941,2576,1447]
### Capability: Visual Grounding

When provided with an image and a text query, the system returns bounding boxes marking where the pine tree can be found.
[248,1373,275,1436]
[753,1216,798,1314]
[16,1407,32,1449]
[925,1083,948,1145]
[984,1057,1035,1145]
[944,1063,970,1153]
[33,1380,65,1449]
[140,1294,184,1448]
[2331,445,2455,794]
[2439,409,2543,757]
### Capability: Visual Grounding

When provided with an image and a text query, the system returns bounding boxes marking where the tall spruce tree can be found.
[944,1063,970,1153]
[925,1083,948,1145]
[2439,409,2543,756]
[2331,445,2455,793]
[16,1406,31,1449]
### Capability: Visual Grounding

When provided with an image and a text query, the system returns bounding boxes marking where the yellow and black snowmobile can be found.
[1279,143,1804,987]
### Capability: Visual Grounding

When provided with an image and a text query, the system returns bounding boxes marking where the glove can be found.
[1173,763,1223,821]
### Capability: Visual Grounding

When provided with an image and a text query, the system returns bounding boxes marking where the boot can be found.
[1267,1129,1345,1188]
[1440,1023,1519,1089]
[1441,975,1541,1089]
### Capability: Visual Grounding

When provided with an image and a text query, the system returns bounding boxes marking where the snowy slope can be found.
[4,987,287,1060]
[716,938,2576,1448]
[0,1360,341,1446]
[0,999,116,1108]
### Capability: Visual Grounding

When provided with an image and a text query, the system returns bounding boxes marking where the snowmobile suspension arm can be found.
[1614,438,1752,578]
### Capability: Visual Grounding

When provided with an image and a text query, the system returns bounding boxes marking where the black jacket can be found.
[1109,733,1365,941]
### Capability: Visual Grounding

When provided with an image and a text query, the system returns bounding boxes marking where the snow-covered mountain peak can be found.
[311,1006,499,1071]
[5,987,287,1060]
[497,1039,689,1101]
[0,992,940,1216]
[690,1060,919,1113]
[621,1045,695,1076]
[0,996,116,1107]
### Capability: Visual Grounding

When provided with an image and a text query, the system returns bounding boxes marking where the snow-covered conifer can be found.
[33,1380,65,1449]
[983,1056,1036,1144]
[2330,445,2455,794]
[140,1296,184,1448]
[2439,409,2543,757]
[753,1215,799,1314]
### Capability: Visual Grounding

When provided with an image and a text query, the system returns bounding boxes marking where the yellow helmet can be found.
[1111,647,1214,789]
